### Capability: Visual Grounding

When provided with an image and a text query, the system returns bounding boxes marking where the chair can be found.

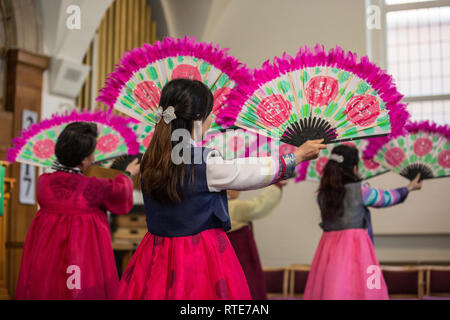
[263,267,289,298]
[425,266,450,299]
[381,265,425,299]
[288,264,310,299]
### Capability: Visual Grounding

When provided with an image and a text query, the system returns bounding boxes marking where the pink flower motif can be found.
[438,150,450,168]
[279,143,296,156]
[315,156,329,176]
[227,136,245,153]
[305,76,339,107]
[33,139,55,159]
[256,95,292,127]
[413,138,433,157]
[97,133,120,153]
[171,64,201,81]
[362,158,380,170]
[133,81,161,110]
[142,131,154,149]
[212,87,231,116]
[385,147,405,167]
[345,95,380,127]
[257,150,271,157]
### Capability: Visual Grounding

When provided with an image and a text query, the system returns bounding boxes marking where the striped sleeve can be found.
[361,183,409,208]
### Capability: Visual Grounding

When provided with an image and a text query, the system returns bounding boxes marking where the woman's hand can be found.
[125,158,140,177]
[294,139,327,164]
[407,173,423,192]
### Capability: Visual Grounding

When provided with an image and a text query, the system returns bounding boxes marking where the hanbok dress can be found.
[16,168,134,300]
[117,144,296,300]
[304,182,409,300]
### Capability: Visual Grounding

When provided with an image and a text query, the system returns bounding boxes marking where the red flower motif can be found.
[134,81,161,110]
[256,95,291,127]
[279,143,296,156]
[345,95,380,127]
[33,139,55,159]
[305,76,339,107]
[171,64,201,81]
[227,136,246,153]
[385,147,405,167]
[97,133,120,153]
[413,138,433,157]
[438,150,450,168]
[315,156,329,176]
[362,158,380,170]
[142,131,154,149]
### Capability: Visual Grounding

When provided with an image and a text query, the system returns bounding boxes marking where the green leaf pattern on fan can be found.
[129,122,153,154]
[374,131,450,179]
[114,55,236,130]
[17,123,128,168]
[235,67,391,143]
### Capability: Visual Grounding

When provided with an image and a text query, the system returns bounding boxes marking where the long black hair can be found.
[318,145,361,221]
[140,78,213,204]
[55,122,98,167]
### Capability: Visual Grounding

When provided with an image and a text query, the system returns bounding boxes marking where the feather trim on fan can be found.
[6,110,140,167]
[363,121,450,181]
[97,36,251,128]
[216,44,410,147]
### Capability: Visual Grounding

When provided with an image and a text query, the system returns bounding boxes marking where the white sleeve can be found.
[205,149,297,192]
[205,150,278,192]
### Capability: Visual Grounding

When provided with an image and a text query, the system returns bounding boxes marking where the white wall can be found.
[203,0,368,67]
[39,0,112,118]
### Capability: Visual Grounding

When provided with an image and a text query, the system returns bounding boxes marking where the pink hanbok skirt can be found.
[304,228,389,300]
[117,228,251,300]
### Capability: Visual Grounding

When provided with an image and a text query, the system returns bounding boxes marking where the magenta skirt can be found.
[16,210,119,300]
[304,229,389,300]
[117,228,251,300]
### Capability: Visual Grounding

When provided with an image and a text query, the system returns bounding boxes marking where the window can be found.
[380,0,450,124]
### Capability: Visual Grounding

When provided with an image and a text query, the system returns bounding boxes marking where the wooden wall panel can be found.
[4,49,49,298]
[0,112,12,299]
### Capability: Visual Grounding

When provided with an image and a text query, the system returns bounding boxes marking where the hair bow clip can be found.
[155,106,177,124]
[329,153,344,163]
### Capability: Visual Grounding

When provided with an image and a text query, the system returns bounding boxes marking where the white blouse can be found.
[188,138,297,192]
[206,150,280,192]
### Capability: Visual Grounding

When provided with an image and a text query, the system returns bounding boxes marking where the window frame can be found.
[372,0,450,106]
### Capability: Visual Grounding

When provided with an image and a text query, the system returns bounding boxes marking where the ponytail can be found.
[318,145,360,221]
[140,79,213,204]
